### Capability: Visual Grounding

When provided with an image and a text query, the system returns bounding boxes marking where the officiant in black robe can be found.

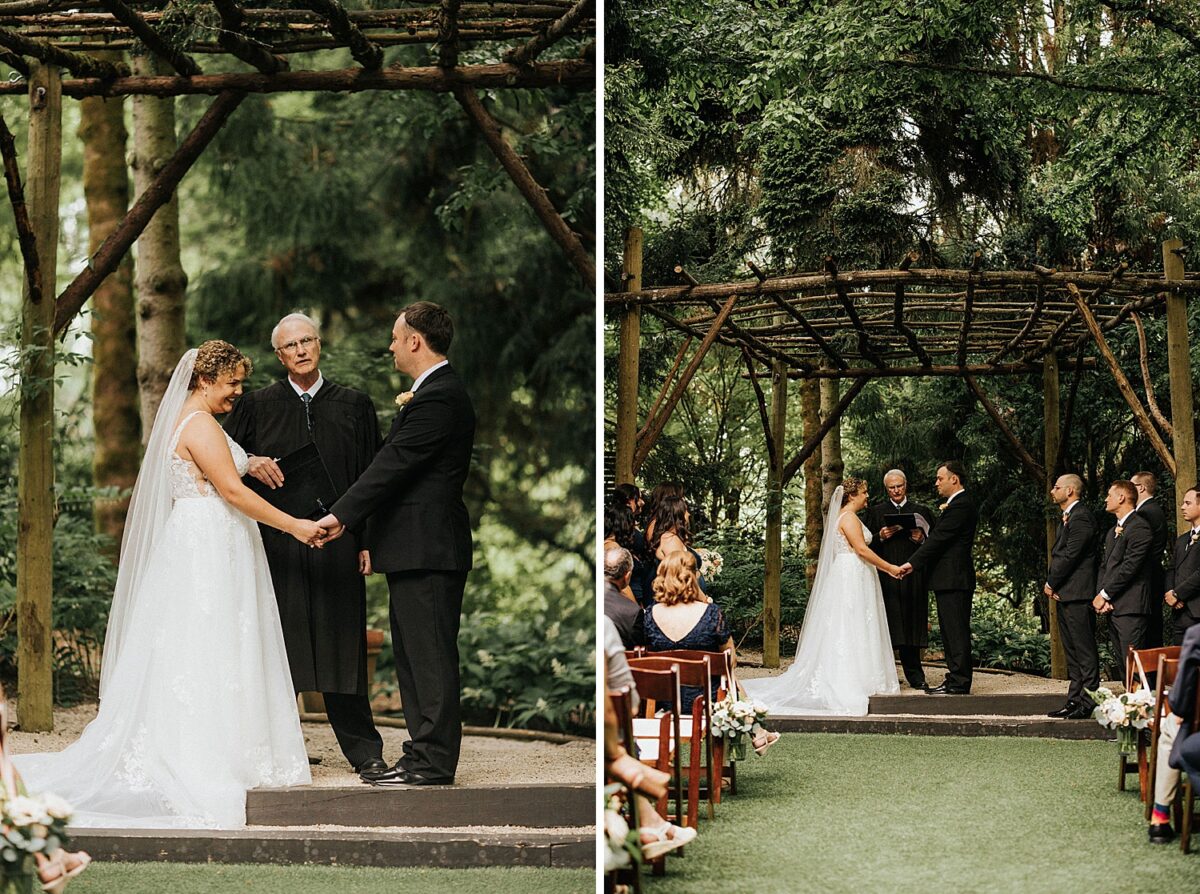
[864,469,934,689]
[224,313,386,777]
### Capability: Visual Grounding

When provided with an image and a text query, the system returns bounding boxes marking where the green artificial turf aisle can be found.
[68,864,594,893]
[649,734,1198,894]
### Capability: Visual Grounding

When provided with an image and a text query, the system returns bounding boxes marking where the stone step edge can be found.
[69,828,594,869]
[764,716,1113,739]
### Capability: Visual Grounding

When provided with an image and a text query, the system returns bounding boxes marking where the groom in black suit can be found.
[318,302,476,785]
[1094,480,1154,672]
[900,461,978,694]
[1166,486,1200,643]
[1044,474,1100,719]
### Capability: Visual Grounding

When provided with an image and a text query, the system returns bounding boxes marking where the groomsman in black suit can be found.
[900,461,978,695]
[1094,480,1155,671]
[1166,486,1200,643]
[318,302,476,785]
[1043,474,1100,719]
[865,469,934,690]
[1132,471,1168,648]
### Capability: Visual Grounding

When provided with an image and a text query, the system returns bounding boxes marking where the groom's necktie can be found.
[300,393,314,436]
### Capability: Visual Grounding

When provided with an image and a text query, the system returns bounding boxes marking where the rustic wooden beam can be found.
[504,0,591,65]
[1163,238,1196,523]
[768,292,849,369]
[990,286,1043,363]
[0,25,128,78]
[437,0,462,67]
[781,377,868,486]
[1131,311,1173,440]
[54,90,245,335]
[893,282,932,366]
[454,86,593,288]
[614,229,641,486]
[0,59,594,96]
[742,345,775,469]
[0,47,30,76]
[632,293,738,472]
[638,333,692,441]
[97,0,199,76]
[964,374,1045,487]
[0,114,43,305]
[212,0,288,74]
[765,359,1097,379]
[1022,262,1128,362]
[1067,281,1176,475]
[825,258,886,367]
[1043,354,1067,679]
[957,260,978,368]
[300,0,384,69]
[762,348,787,669]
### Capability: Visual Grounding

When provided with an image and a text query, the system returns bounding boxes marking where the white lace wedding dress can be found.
[14,410,310,828]
[742,507,899,715]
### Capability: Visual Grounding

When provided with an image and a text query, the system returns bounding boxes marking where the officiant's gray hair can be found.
[884,469,906,482]
[270,312,321,349]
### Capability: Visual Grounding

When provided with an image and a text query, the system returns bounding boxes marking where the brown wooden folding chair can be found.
[1123,645,1181,793]
[629,655,712,826]
[607,686,643,893]
[1145,657,1181,821]
[628,665,685,831]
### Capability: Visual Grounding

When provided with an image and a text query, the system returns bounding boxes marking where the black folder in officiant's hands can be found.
[247,442,338,520]
[883,513,920,530]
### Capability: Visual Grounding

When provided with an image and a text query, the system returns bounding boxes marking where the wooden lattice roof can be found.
[606,259,1200,379]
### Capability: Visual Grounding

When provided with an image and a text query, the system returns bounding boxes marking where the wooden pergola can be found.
[608,230,1198,674]
[1,0,594,730]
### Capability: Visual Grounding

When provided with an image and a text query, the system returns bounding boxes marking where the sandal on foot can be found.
[60,851,91,882]
[752,730,781,756]
[639,822,697,860]
[36,853,68,894]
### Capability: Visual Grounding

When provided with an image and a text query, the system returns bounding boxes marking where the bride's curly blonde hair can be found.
[652,550,706,606]
[189,340,252,390]
[840,477,867,506]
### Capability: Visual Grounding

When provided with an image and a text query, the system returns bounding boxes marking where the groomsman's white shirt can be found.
[411,359,449,393]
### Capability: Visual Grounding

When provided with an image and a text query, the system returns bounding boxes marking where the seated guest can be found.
[612,484,649,603]
[605,545,646,649]
[604,498,645,603]
[643,495,707,608]
[604,617,697,859]
[1148,622,1200,843]
[1166,486,1200,643]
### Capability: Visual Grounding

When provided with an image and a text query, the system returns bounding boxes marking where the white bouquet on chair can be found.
[1086,686,1156,754]
[710,694,768,760]
[1,790,74,889]
[694,547,724,580]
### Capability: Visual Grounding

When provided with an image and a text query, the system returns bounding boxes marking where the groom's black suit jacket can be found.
[1047,502,1099,603]
[1097,512,1154,617]
[1168,530,1200,607]
[905,490,978,592]
[330,364,475,575]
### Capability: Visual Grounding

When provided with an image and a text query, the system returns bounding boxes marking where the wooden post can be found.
[1164,238,1196,531]
[762,350,788,670]
[1043,354,1066,680]
[614,228,642,484]
[17,61,61,732]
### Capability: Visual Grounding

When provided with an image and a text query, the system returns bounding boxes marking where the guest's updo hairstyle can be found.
[653,550,705,606]
[188,340,252,390]
[840,477,868,506]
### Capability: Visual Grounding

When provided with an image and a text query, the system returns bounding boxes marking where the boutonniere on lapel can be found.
[1114,525,1124,539]
[1190,530,1199,546]
[938,502,949,511]
[395,391,414,408]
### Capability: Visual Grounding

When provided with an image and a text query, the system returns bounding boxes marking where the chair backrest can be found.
[1128,645,1182,692]
[629,664,682,718]
[1156,657,1180,716]
[649,648,734,690]
[628,655,710,690]
[609,686,636,752]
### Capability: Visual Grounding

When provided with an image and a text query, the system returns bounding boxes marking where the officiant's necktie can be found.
[301,393,314,436]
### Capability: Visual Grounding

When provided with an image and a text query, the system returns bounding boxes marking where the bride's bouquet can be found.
[1086,686,1157,754]
[0,789,73,891]
[694,547,724,580]
[710,693,768,759]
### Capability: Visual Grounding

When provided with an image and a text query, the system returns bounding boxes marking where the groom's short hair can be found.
[401,301,454,355]
[938,460,967,486]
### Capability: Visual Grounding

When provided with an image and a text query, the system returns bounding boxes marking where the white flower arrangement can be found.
[1086,686,1157,753]
[694,547,724,580]
[710,693,768,739]
[1,788,74,881]
[602,783,640,872]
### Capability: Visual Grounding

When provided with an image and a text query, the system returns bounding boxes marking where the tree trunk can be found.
[80,58,141,548]
[131,53,187,436]
[819,378,843,515]
[801,378,822,591]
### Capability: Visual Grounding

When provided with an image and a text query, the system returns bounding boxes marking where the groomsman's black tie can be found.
[301,392,314,437]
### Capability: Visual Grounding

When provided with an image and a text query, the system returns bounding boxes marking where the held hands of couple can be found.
[887,562,914,580]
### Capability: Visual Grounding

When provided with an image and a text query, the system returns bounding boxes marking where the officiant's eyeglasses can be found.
[276,336,320,354]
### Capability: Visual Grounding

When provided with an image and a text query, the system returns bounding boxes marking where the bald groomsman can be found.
[1044,474,1100,719]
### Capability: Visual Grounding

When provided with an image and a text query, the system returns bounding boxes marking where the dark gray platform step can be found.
[868,692,1066,716]
[766,714,1111,739]
[246,784,593,829]
[70,827,593,868]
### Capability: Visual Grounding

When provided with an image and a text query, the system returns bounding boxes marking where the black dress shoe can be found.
[1066,705,1094,720]
[1047,704,1073,718]
[925,684,969,695]
[355,758,393,782]
[395,770,455,786]
[908,681,930,692]
[1148,823,1175,844]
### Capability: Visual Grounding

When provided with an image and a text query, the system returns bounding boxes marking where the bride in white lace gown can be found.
[14,342,325,828]
[743,479,903,716]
